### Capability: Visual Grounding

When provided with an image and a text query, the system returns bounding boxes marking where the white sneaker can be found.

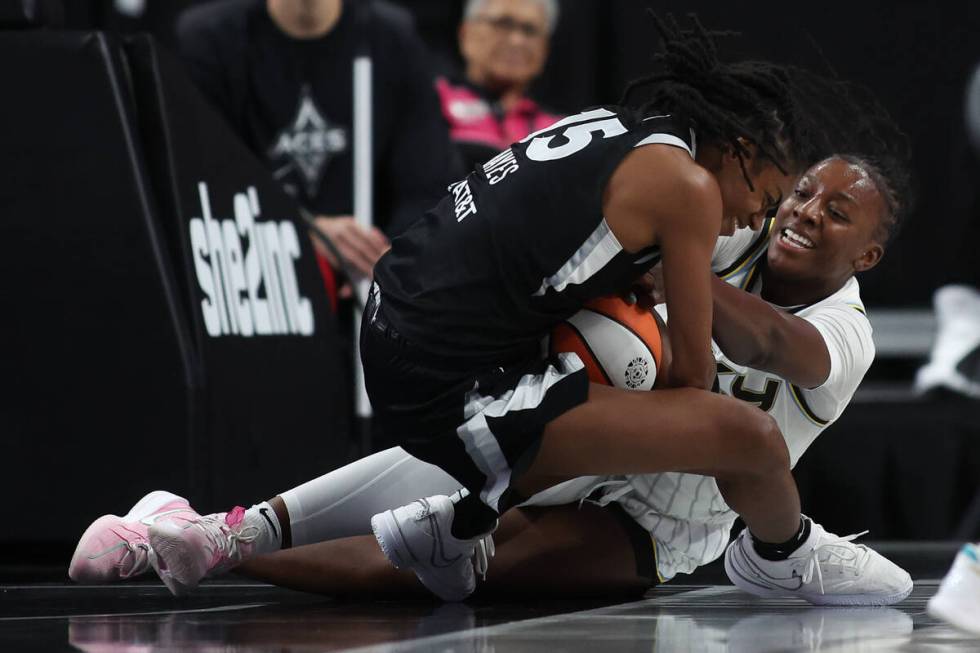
[927,543,980,635]
[724,520,913,605]
[371,495,492,602]
[149,506,260,596]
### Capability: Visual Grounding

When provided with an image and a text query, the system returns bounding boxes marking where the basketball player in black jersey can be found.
[352,16,889,600]
[139,16,907,601]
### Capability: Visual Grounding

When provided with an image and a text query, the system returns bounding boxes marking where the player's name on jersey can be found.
[189,183,315,338]
[482,147,519,185]
[449,179,477,222]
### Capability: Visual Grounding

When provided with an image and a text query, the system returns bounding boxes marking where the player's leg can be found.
[273,447,459,547]
[499,384,909,605]
[234,501,652,599]
[372,379,797,601]
[514,384,799,544]
[436,383,797,546]
[146,447,461,595]
[237,534,424,597]
[478,501,653,598]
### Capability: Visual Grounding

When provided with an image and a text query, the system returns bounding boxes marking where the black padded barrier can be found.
[122,36,351,510]
[0,30,352,558]
[0,31,199,545]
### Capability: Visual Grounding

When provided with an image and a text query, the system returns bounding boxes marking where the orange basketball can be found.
[550,296,667,390]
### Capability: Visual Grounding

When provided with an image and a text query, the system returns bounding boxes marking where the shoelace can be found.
[116,542,151,579]
[797,530,870,595]
[411,500,431,522]
[195,515,261,567]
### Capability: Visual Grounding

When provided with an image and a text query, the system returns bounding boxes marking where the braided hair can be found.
[620,13,911,203]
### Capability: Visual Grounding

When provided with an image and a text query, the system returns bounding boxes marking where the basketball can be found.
[550,296,668,390]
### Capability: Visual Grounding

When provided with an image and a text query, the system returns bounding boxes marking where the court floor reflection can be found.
[3,580,979,652]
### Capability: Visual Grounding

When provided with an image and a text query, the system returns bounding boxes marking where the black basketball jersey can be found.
[373,107,696,366]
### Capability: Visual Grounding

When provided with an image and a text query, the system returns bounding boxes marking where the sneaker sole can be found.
[725,545,914,606]
[149,522,208,597]
[156,567,194,597]
[370,510,473,602]
[371,510,410,569]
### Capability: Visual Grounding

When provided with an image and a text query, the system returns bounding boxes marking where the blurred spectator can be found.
[176,0,460,289]
[437,0,561,171]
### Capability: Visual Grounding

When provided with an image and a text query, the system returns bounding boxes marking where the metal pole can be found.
[352,38,374,455]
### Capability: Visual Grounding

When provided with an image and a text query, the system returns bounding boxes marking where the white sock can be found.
[278,447,461,547]
[242,501,283,556]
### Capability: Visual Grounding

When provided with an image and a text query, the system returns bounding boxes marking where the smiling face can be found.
[767,157,887,288]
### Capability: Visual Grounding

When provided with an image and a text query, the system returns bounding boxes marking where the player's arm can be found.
[605,147,719,390]
[711,275,830,388]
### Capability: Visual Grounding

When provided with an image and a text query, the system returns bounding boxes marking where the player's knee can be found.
[755,412,790,474]
[735,408,789,475]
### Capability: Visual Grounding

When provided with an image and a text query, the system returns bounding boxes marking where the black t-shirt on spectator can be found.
[177,0,460,236]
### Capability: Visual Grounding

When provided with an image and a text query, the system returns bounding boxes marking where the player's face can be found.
[767,157,886,282]
[460,0,550,89]
[715,153,795,237]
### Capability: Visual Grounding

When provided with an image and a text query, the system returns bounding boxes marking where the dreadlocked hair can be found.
[619,13,911,197]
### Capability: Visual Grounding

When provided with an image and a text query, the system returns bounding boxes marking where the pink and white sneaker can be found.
[69,490,200,584]
[149,506,261,596]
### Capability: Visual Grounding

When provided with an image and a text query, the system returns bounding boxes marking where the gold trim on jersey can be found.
[847,303,867,315]
[651,537,666,583]
[788,384,830,426]
[741,258,764,291]
[717,217,776,280]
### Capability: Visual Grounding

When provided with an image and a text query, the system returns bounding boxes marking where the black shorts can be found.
[361,285,590,513]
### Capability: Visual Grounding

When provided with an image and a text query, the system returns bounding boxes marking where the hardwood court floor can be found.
[1,578,977,652]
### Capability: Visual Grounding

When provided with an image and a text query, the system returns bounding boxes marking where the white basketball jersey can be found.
[615,220,876,581]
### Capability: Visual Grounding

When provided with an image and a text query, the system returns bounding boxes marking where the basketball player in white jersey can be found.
[71,154,914,605]
[618,169,886,590]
